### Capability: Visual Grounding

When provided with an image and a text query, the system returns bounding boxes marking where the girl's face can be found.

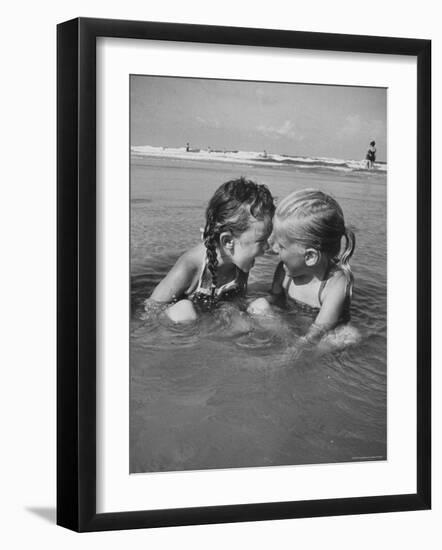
[272,233,308,277]
[228,218,272,272]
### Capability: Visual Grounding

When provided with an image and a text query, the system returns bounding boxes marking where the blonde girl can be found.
[248,189,355,346]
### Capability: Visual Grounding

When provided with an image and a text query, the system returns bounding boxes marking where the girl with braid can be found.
[146,177,275,323]
[248,189,356,347]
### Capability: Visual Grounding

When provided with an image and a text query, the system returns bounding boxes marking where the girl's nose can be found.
[265,241,278,256]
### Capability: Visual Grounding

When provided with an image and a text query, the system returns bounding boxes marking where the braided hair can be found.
[203,177,275,299]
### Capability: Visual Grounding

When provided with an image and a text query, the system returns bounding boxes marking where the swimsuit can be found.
[187,254,246,305]
[366,148,376,162]
[283,264,351,324]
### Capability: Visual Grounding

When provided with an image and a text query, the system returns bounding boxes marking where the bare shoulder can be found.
[323,268,348,299]
[177,243,205,272]
[168,243,205,284]
[149,243,204,302]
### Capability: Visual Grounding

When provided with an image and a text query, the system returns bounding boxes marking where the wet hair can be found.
[203,177,275,298]
[370,140,376,146]
[273,189,355,295]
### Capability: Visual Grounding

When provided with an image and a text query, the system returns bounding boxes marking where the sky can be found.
[130,76,387,162]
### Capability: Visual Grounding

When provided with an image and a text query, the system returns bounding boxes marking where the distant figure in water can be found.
[145,178,275,323]
[186,142,190,152]
[248,189,359,352]
[365,140,376,169]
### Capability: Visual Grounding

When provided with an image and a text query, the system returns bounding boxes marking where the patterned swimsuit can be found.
[187,255,247,305]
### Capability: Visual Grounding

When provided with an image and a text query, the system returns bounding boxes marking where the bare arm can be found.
[302,272,348,344]
[267,261,286,306]
[246,261,286,315]
[148,251,199,304]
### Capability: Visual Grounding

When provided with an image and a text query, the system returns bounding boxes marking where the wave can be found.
[131,145,387,173]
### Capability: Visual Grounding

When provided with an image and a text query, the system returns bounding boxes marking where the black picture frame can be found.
[57,17,431,532]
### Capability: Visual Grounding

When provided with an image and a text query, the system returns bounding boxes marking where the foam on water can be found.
[131,145,387,174]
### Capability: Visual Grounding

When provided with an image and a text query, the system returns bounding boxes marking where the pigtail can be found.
[203,211,218,299]
[338,227,355,297]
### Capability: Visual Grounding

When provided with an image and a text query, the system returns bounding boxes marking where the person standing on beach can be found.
[365,140,376,169]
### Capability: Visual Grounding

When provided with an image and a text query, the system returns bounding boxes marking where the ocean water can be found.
[130,156,387,473]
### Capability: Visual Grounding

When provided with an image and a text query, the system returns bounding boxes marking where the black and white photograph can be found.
[1,0,436,542]
[129,75,387,474]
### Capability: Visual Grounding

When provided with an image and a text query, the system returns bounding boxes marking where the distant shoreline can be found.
[131,145,387,174]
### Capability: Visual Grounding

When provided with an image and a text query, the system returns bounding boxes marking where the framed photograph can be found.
[57,17,431,532]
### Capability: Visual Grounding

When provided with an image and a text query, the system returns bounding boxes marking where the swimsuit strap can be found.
[317,263,335,306]
[193,254,210,294]
[193,251,242,298]
[285,262,344,308]
[284,270,326,308]
[318,262,353,307]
